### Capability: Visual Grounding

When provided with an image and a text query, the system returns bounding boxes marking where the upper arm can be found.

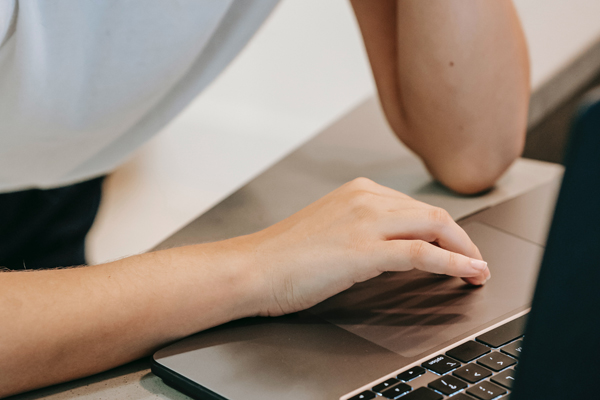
[349,0,405,135]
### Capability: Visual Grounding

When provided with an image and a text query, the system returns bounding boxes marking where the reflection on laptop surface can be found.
[151,92,600,400]
[340,90,600,400]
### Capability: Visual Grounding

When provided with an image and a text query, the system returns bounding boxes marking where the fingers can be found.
[341,178,482,262]
[340,178,490,285]
[462,270,491,286]
[381,240,491,284]
[380,205,482,260]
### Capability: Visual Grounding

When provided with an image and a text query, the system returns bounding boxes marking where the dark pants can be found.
[0,177,104,270]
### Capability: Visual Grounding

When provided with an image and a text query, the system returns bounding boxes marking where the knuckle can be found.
[409,240,428,264]
[447,251,458,272]
[349,177,375,189]
[347,190,375,211]
[428,207,452,226]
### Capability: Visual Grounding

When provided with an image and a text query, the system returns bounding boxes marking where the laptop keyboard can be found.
[346,315,527,400]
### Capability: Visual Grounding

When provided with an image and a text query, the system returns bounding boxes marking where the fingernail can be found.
[470,259,488,272]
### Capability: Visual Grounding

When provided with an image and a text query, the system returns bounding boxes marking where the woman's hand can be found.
[0,177,489,397]
[247,177,490,317]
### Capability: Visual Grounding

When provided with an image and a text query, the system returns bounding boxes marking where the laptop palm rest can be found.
[310,222,542,358]
[153,221,543,400]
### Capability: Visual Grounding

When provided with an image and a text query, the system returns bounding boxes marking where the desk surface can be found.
[13,100,563,400]
[15,0,593,398]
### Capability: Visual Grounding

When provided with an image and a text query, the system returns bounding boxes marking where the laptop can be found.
[151,89,600,400]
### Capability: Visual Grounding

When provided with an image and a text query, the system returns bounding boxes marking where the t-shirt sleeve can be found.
[0,0,16,48]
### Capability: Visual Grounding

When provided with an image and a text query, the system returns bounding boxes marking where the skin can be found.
[0,0,527,396]
[350,0,530,194]
[0,178,489,397]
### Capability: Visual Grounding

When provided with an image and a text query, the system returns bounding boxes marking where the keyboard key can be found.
[349,391,376,400]
[446,340,491,362]
[453,363,492,383]
[380,383,411,399]
[397,366,426,382]
[422,355,461,375]
[400,387,443,400]
[491,368,517,389]
[428,375,467,395]
[467,380,507,400]
[477,351,517,371]
[372,378,400,394]
[476,315,527,348]
[501,339,524,359]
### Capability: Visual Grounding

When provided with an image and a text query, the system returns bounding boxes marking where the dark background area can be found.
[524,72,600,164]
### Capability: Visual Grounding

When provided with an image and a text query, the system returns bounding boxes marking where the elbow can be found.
[430,161,511,195]
[424,138,524,195]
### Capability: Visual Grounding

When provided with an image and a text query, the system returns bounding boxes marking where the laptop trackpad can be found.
[310,221,543,358]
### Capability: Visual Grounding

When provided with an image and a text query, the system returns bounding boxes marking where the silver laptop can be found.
[150,95,569,400]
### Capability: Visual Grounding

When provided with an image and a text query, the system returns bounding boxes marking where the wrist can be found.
[188,234,266,322]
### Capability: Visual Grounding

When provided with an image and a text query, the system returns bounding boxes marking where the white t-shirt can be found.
[0,0,279,192]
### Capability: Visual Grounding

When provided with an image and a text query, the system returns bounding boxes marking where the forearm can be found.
[0,238,260,397]
[1,179,492,397]
[352,0,530,194]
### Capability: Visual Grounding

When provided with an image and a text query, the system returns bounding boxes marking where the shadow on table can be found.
[139,370,193,400]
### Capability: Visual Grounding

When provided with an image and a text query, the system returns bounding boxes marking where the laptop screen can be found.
[512,91,600,399]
